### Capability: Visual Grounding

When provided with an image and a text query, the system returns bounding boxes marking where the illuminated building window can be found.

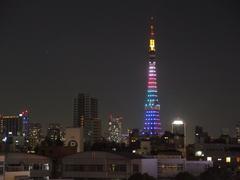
[195,151,203,157]
[110,164,126,172]
[111,164,115,172]
[207,157,212,161]
[44,163,49,170]
[226,157,231,163]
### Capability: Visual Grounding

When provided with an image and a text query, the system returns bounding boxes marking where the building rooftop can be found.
[62,151,144,160]
[6,153,50,164]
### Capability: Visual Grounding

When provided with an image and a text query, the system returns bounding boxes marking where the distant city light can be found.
[2,137,7,142]
[207,157,212,161]
[226,157,231,163]
[195,150,203,157]
[44,164,49,171]
[172,120,184,125]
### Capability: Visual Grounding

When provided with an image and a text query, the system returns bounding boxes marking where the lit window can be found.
[44,163,49,170]
[195,151,203,157]
[111,164,115,172]
[226,157,231,163]
[207,157,212,161]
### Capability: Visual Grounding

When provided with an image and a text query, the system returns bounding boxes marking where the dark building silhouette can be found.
[195,126,210,144]
[45,123,64,145]
[171,119,186,157]
[73,93,101,146]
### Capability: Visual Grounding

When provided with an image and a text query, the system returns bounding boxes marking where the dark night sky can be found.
[0,0,240,143]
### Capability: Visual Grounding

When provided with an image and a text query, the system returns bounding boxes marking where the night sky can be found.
[0,0,240,142]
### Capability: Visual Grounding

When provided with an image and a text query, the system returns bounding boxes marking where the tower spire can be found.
[149,16,156,54]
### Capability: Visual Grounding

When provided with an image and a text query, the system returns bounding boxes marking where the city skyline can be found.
[0,1,240,142]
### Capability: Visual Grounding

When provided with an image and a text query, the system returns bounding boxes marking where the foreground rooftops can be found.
[62,151,145,160]
[6,153,50,164]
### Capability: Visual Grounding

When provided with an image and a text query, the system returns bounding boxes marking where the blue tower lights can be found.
[143,17,162,136]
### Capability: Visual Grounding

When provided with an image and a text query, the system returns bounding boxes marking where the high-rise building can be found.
[128,129,140,150]
[143,17,162,136]
[172,119,185,136]
[73,93,101,145]
[0,115,23,138]
[171,118,186,157]
[45,123,64,145]
[195,126,210,144]
[27,123,42,152]
[0,111,30,139]
[0,111,30,152]
[19,110,30,138]
[172,119,186,149]
[107,114,123,143]
[128,129,139,144]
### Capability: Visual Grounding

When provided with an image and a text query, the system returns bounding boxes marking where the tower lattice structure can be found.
[143,17,162,136]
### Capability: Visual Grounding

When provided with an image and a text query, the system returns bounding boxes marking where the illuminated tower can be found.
[143,17,162,136]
